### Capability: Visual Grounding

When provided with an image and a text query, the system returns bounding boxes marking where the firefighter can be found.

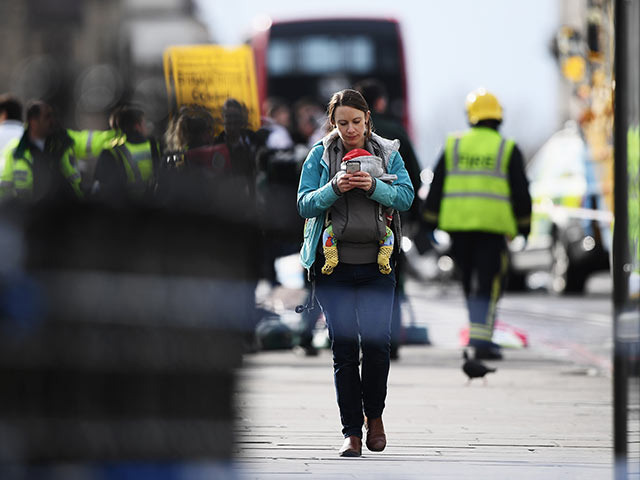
[420,88,532,360]
[0,100,117,202]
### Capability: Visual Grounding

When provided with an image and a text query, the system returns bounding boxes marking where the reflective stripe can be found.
[422,210,438,222]
[130,151,149,162]
[486,250,508,331]
[494,139,507,173]
[470,324,492,335]
[452,137,461,170]
[86,131,94,157]
[469,324,493,341]
[443,191,510,202]
[447,170,506,179]
[66,172,81,182]
[115,145,144,186]
[0,180,14,187]
[14,171,28,181]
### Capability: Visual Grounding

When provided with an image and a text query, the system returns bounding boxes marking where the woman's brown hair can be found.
[164,104,216,151]
[326,89,373,138]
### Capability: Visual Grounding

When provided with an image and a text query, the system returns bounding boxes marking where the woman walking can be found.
[297,89,414,456]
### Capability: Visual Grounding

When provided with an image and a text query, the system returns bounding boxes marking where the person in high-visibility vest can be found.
[0,100,117,202]
[0,94,24,155]
[91,104,159,203]
[420,88,532,360]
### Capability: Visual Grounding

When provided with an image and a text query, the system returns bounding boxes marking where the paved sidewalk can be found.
[234,344,612,479]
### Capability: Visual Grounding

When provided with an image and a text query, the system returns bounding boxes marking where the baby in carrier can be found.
[321,148,397,275]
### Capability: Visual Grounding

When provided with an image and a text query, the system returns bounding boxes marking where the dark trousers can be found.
[314,262,396,438]
[449,232,508,349]
[390,251,407,354]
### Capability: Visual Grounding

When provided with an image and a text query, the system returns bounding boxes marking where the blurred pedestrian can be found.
[158,103,231,211]
[292,97,326,148]
[0,94,24,155]
[163,104,218,157]
[355,78,423,360]
[261,97,294,150]
[257,97,318,354]
[297,89,414,456]
[214,98,264,351]
[354,79,422,225]
[91,104,159,203]
[420,88,532,360]
[255,99,303,286]
[162,103,243,211]
[214,98,261,203]
[0,100,115,202]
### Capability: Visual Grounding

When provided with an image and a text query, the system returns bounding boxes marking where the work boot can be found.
[474,346,503,360]
[338,435,362,457]
[365,416,386,452]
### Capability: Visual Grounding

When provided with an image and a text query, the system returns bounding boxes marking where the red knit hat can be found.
[342,148,371,162]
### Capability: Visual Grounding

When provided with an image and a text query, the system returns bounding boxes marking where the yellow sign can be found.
[163,44,260,134]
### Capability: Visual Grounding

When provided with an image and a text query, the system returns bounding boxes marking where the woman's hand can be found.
[336,171,373,193]
[348,171,373,191]
[336,173,355,193]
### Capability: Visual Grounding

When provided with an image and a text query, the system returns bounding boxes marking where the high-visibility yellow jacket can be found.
[67,129,119,158]
[439,127,518,237]
[106,139,156,195]
[0,128,117,200]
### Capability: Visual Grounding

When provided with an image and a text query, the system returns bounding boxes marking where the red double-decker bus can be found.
[250,17,411,134]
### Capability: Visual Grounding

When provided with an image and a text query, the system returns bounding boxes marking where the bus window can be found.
[251,18,410,134]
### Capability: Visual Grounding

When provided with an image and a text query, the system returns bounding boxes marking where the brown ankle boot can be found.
[365,416,386,452]
[338,435,362,457]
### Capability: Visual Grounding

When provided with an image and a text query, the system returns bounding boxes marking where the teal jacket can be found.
[297,131,414,270]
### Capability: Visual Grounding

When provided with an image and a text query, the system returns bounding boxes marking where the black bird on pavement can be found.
[462,349,497,385]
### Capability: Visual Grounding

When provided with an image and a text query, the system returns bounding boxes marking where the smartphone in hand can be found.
[345,160,361,174]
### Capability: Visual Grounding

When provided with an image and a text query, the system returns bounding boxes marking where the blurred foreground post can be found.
[613,0,640,478]
[0,196,259,465]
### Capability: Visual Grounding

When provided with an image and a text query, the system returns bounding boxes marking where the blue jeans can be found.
[314,262,396,438]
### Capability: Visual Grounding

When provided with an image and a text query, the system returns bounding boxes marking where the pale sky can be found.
[194,0,563,166]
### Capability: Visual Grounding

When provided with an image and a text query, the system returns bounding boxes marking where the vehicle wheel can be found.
[550,238,586,294]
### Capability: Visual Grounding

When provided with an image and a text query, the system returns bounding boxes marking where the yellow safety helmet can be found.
[465,88,503,125]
